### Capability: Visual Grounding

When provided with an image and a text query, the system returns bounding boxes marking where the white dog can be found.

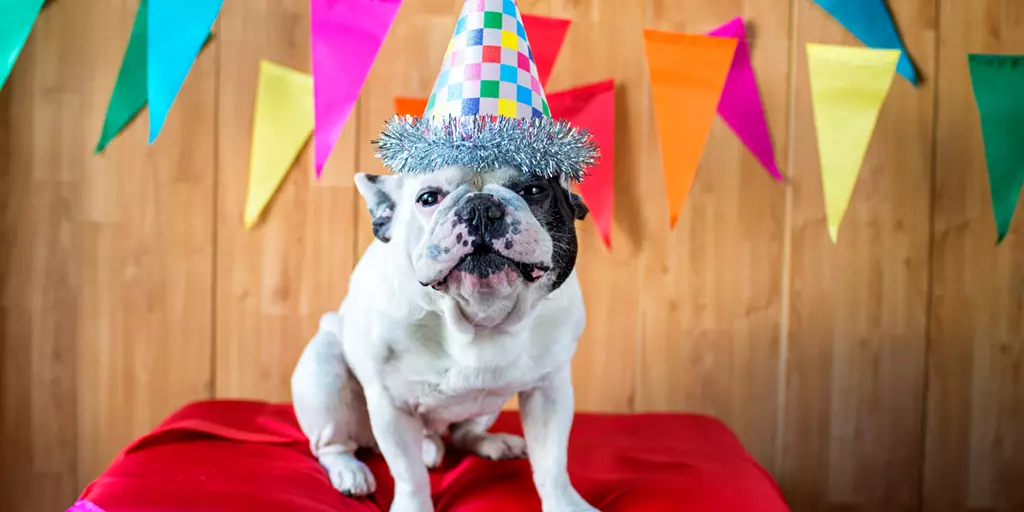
[291,166,599,512]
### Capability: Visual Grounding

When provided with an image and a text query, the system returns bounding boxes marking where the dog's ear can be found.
[354,173,400,243]
[569,192,589,221]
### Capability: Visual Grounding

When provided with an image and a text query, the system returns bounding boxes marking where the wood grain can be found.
[214,0,359,400]
[924,1,1024,510]
[1,0,217,509]
[780,0,936,509]
[634,0,789,469]
[3,0,1024,510]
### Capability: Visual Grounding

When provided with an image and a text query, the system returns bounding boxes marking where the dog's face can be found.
[355,167,588,320]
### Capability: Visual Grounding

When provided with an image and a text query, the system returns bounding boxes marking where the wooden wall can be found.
[1,0,1021,511]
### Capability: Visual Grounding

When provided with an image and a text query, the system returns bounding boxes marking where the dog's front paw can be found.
[422,434,445,468]
[320,453,376,497]
[389,490,433,512]
[542,495,600,512]
[457,433,528,460]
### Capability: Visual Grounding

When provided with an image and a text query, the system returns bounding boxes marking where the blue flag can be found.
[147,0,224,143]
[1,0,46,91]
[812,0,918,85]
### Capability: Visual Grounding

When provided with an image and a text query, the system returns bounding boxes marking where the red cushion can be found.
[71,400,789,512]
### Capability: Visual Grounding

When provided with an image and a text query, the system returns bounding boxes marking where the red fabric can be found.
[76,400,789,512]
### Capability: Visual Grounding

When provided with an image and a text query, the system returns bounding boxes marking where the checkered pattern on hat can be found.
[423,0,551,121]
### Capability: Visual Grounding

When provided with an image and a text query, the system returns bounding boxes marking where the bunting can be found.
[311,0,402,177]
[806,43,899,242]
[548,80,616,247]
[96,0,150,152]
[96,0,213,152]
[811,0,917,85]
[244,61,316,229]
[643,29,737,228]
[0,0,45,91]
[147,0,224,143]
[708,17,782,181]
[968,54,1024,243]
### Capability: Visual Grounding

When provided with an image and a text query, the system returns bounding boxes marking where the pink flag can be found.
[708,17,782,181]
[548,80,616,248]
[311,0,402,177]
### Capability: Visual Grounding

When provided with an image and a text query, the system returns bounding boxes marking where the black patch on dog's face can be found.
[354,173,399,244]
[505,176,583,292]
[369,191,395,243]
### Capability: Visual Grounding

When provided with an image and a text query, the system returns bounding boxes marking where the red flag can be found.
[521,14,571,87]
[548,80,616,248]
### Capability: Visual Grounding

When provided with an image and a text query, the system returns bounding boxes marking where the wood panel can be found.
[1,0,217,509]
[0,5,79,507]
[925,0,1024,510]
[214,0,359,400]
[634,0,789,470]
[780,0,936,509]
[3,0,1024,510]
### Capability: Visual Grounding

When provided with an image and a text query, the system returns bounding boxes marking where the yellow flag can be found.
[244,60,315,229]
[806,44,900,243]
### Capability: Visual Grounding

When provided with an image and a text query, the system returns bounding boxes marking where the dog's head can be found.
[355,166,588,324]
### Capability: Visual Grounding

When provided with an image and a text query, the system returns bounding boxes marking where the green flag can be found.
[1,0,46,91]
[96,0,149,152]
[968,54,1024,244]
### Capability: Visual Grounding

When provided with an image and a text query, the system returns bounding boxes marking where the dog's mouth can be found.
[427,245,549,290]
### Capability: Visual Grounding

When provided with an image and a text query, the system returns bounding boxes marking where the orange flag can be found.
[394,96,428,117]
[643,29,737,228]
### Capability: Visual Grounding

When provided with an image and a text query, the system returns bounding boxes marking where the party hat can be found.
[374,0,597,182]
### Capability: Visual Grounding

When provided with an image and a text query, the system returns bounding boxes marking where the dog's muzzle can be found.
[455,194,508,246]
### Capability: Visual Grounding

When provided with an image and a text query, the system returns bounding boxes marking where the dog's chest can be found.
[381,331,548,428]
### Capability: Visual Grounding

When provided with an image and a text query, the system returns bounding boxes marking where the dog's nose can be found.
[455,194,507,242]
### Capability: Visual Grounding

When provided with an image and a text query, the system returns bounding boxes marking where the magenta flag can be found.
[708,17,782,181]
[310,0,402,177]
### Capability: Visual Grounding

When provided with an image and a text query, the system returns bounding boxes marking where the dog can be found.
[291,165,598,512]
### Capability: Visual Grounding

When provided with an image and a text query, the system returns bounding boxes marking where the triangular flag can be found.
[811,0,917,85]
[1,0,45,91]
[311,0,402,177]
[96,1,214,152]
[244,61,315,230]
[708,17,782,181]
[548,80,616,247]
[147,0,224,143]
[806,44,899,243]
[643,29,737,228]
[968,54,1024,244]
[391,13,570,118]
[394,96,427,117]
[521,13,571,87]
[96,0,149,153]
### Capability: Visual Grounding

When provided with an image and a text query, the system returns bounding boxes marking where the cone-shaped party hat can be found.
[374,0,597,182]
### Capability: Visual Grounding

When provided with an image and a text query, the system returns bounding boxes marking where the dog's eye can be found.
[417,191,441,207]
[519,184,546,197]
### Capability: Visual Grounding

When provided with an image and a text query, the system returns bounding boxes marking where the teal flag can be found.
[147,0,223,143]
[1,0,46,91]
[812,0,918,85]
[968,54,1024,244]
[96,0,149,153]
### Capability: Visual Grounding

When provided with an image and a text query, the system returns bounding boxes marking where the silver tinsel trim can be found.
[372,115,599,182]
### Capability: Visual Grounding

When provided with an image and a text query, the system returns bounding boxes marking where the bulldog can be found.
[290,166,599,512]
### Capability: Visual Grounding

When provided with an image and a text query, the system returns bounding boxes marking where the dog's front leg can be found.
[519,365,599,512]
[364,388,432,512]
